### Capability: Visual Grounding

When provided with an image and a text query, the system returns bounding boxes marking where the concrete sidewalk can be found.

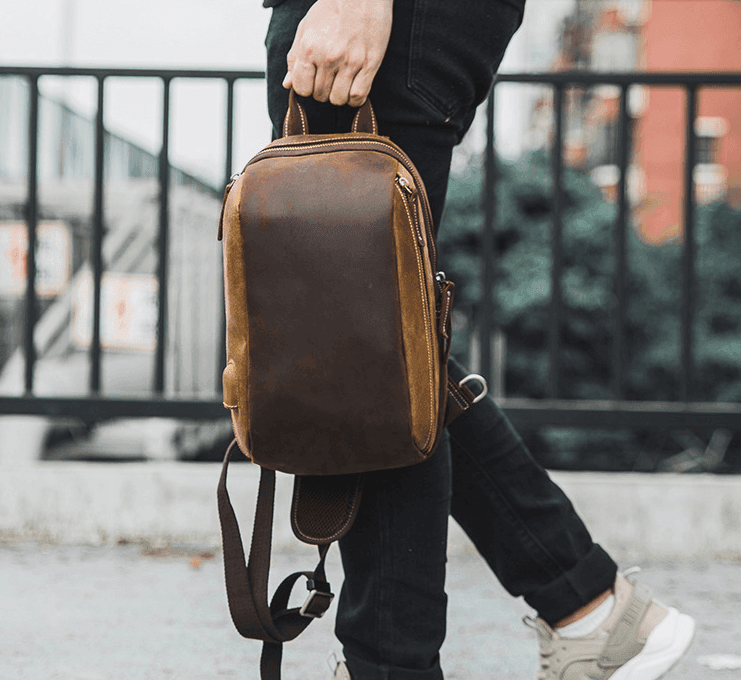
[1,461,741,559]
[2,544,740,680]
[2,456,741,678]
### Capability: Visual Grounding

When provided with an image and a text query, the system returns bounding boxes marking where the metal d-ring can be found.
[459,374,488,403]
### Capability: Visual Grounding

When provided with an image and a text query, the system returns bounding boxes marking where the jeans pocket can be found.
[407,0,524,125]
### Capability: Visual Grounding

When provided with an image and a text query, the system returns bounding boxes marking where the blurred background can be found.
[0,0,739,471]
[3,6,741,678]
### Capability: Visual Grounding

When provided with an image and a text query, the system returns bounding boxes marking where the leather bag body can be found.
[215,95,485,680]
[218,94,454,476]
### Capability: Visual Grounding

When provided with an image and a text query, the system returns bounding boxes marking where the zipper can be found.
[395,175,425,249]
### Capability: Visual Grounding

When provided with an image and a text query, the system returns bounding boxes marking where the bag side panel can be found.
[240,150,421,475]
[221,174,252,459]
[391,176,441,455]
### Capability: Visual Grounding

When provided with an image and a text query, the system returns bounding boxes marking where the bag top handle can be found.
[283,88,378,138]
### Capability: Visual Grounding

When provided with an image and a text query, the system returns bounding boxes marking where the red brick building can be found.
[636,0,741,243]
[533,0,741,244]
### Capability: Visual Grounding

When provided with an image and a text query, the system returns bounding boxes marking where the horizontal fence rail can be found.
[0,66,740,431]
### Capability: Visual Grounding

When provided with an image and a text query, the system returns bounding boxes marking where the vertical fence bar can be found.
[216,78,236,393]
[224,78,235,185]
[548,83,565,399]
[479,87,497,383]
[154,77,171,394]
[90,75,106,393]
[23,74,40,394]
[612,84,631,399]
[680,84,697,401]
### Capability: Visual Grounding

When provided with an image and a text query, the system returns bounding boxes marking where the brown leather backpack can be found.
[216,91,485,679]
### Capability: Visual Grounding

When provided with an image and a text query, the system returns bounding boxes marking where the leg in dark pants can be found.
[336,434,452,680]
[447,358,616,626]
[265,1,617,677]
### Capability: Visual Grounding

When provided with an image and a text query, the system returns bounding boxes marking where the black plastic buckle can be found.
[300,578,335,619]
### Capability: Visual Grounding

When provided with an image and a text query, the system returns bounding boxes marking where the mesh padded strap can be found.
[291,474,364,545]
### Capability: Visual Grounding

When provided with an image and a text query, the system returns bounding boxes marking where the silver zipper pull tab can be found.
[396,174,414,198]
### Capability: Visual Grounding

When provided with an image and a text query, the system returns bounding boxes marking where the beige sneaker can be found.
[525,570,696,680]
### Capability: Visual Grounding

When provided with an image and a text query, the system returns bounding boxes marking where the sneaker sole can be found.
[611,608,696,680]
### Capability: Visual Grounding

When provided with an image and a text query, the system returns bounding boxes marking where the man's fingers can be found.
[289,59,318,98]
[327,70,354,106]
[347,68,377,107]
[327,56,365,106]
[312,62,338,102]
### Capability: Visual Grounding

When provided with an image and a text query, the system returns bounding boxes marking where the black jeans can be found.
[265,2,617,678]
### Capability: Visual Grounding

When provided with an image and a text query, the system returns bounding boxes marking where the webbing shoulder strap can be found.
[217,440,333,680]
[216,379,481,679]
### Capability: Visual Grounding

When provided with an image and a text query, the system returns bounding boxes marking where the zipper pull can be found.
[396,174,415,198]
[397,174,426,248]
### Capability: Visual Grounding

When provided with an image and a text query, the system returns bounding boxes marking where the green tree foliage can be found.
[438,151,741,470]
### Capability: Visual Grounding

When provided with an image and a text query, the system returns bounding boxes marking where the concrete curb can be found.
[1,461,740,558]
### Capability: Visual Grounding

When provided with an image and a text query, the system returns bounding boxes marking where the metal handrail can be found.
[1,66,740,430]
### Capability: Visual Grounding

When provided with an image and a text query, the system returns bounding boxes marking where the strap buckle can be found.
[459,374,488,404]
[300,578,335,619]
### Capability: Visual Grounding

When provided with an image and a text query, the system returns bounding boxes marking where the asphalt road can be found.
[2,544,740,680]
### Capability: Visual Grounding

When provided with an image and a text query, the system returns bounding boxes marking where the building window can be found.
[692,117,727,204]
[695,135,719,165]
[693,117,727,164]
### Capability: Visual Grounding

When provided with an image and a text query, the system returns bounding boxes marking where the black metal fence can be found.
[1,66,740,432]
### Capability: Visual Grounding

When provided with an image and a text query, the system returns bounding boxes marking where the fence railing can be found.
[1,66,740,432]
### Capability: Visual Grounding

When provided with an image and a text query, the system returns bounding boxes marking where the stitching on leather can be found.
[446,377,471,411]
[298,105,308,135]
[223,401,238,410]
[351,107,376,135]
[448,387,467,410]
[448,385,468,410]
[441,290,452,336]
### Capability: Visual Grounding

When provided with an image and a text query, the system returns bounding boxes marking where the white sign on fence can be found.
[0,221,71,297]
[72,272,159,352]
